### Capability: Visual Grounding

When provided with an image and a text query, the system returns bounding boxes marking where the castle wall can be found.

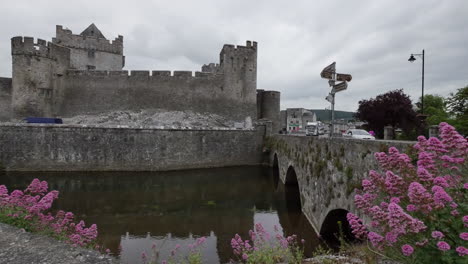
[0,123,266,171]
[0,77,12,121]
[59,70,255,122]
[68,49,124,70]
[53,25,123,55]
[52,25,124,71]
[10,37,70,118]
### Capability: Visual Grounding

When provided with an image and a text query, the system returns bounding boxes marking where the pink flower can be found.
[432,185,453,208]
[408,182,432,206]
[401,244,414,256]
[385,232,398,244]
[460,233,468,241]
[456,246,468,256]
[390,197,400,204]
[346,213,367,239]
[242,253,248,260]
[451,210,459,216]
[384,171,405,195]
[437,241,450,251]
[431,231,444,239]
[432,177,449,188]
[417,167,433,182]
[406,204,417,212]
[368,232,384,248]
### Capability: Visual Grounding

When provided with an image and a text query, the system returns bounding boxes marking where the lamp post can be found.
[408,49,425,114]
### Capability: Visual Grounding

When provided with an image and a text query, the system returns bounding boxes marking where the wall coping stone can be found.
[0,123,257,132]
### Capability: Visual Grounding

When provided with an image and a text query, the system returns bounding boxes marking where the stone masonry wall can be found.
[0,124,266,171]
[11,37,70,118]
[60,70,256,123]
[267,135,414,233]
[0,78,12,121]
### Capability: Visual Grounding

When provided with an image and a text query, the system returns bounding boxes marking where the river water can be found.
[0,166,320,263]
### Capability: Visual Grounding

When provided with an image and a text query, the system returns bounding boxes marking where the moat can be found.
[0,166,320,264]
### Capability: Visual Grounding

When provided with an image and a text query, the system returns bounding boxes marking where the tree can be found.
[355,89,418,139]
[446,85,468,136]
[415,94,450,126]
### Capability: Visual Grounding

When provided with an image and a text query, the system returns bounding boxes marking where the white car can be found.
[344,129,375,140]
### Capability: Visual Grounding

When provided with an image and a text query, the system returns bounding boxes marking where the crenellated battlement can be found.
[11,36,69,60]
[222,40,257,52]
[66,69,223,80]
[53,25,123,55]
[8,23,257,123]
[201,63,220,73]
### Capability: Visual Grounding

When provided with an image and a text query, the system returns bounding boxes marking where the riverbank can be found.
[0,223,116,264]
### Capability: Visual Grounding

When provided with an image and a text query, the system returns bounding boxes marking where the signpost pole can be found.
[320,62,351,138]
[330,93,335,137]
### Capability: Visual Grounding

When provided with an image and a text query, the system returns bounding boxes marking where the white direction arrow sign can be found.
[325,93,334,103]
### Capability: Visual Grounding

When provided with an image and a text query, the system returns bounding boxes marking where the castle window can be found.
[87,65,96,70]
[88,50,95,58]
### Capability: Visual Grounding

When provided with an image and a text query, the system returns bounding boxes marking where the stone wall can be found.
[0,124,266,171]
[59,70,257,122]
[11,37,70,117]
[7,34,258,123]
[0,77,12,121]
[67,48,124,71]
[267,135,414,233]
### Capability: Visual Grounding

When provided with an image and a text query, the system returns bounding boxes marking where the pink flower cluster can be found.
[230,223,303,263]
[0,179,99,248]
[349,123,467,261]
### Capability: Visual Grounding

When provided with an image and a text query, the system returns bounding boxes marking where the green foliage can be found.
[446,85,468,117]
[0,207,33,232]
[344,167,353,181]
[345,180,361,197]
[446,85,468,135]
[333,159,343,172]
[416,94,450,125]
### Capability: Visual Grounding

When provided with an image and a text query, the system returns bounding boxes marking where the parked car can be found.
[343,129,375,140]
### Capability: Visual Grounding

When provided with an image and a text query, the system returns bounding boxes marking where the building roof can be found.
[80,23,106,39]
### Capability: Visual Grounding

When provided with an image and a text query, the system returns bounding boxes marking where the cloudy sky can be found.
[0,0,467,111]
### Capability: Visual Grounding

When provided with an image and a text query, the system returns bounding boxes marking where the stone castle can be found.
[0,24,280,129]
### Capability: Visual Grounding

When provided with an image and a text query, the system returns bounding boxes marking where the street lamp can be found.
[408,49,425,114]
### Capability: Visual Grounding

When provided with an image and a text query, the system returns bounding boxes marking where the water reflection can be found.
[0,166,320,263]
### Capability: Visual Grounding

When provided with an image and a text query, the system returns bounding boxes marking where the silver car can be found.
[343,129,375,140]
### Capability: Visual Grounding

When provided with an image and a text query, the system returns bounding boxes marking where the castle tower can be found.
[52,24,124,71]
[11,37,70,118]
[257,90,281,133]
[219,41,258,120]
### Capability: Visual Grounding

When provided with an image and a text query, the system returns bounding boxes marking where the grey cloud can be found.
[0,0,467,112]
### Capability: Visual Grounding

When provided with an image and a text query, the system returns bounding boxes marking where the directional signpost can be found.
[320,62,352,137]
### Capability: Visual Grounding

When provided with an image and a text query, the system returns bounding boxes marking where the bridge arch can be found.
[284,166,301,212]
[285,165,298,185]
[319,208,356,248]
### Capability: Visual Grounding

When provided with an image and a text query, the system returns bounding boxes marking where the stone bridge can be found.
[266,135,413,242]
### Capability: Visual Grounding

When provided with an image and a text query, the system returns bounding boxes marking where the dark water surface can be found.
[0,166,320,263]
